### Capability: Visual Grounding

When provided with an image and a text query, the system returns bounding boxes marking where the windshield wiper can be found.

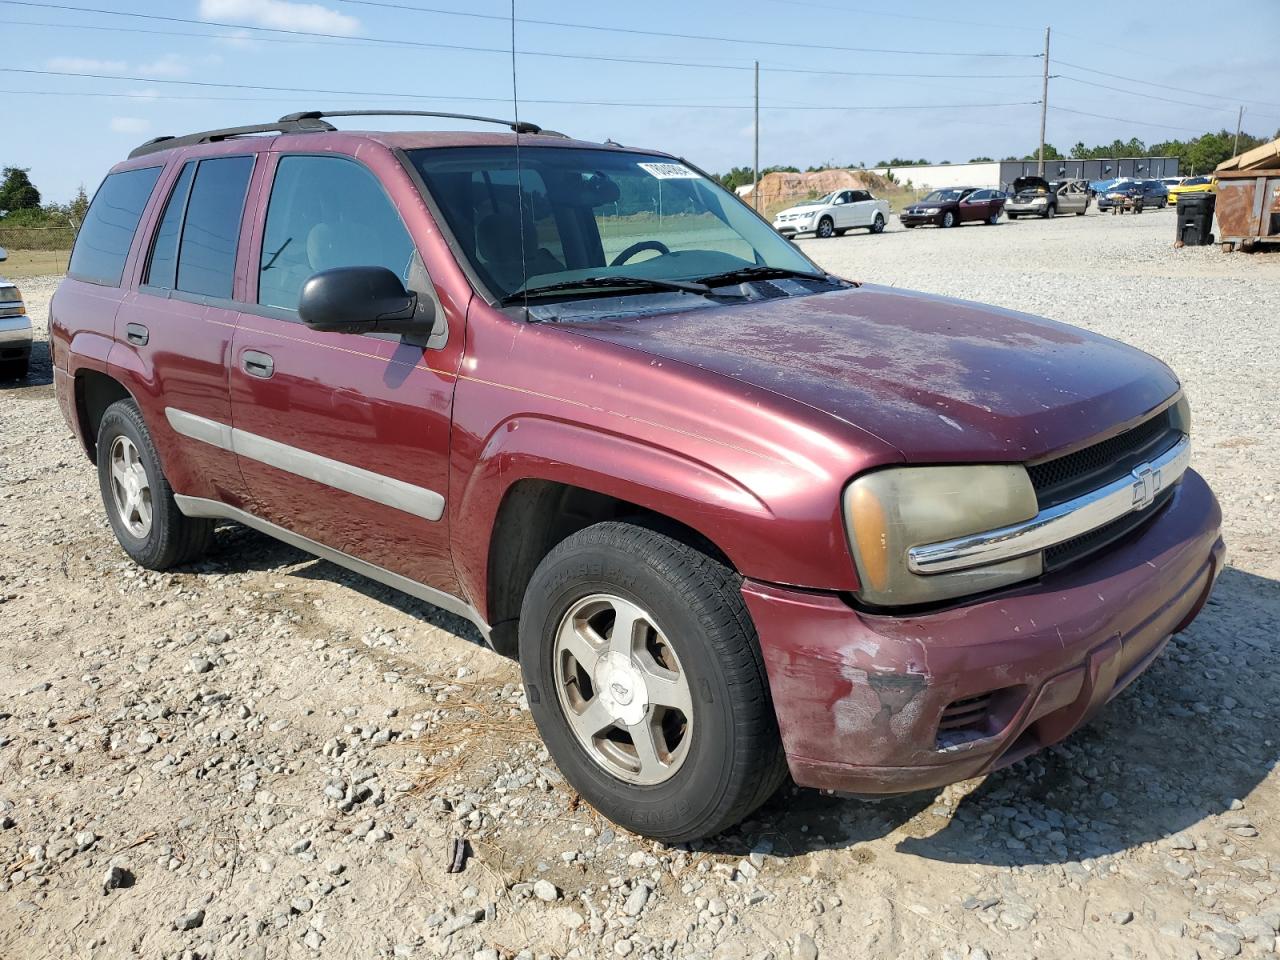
[693,265,830,287]
[500,275,746,305]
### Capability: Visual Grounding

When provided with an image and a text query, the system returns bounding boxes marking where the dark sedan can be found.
[900,187,1005,228]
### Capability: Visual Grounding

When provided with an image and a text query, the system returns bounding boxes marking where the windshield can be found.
[921,189,965,203]
[408,146,818,301]
[1184,176,1211,185]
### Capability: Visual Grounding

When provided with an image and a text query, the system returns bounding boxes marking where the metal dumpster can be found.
[1214,136,1280,252]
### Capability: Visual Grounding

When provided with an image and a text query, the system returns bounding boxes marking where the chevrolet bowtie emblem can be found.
[1131,463,1162,510]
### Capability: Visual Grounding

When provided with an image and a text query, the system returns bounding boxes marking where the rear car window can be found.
[176,156,254,299]
[68,166,163,286]
[145,162,196,289]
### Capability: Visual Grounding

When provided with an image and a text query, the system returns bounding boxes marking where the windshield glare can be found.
[408,146,818,301]
[921,189,963,203]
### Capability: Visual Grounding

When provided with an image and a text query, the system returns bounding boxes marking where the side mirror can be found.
[298,266,424,335]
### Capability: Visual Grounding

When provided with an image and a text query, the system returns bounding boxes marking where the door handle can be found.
[242,350,275,379]
[125,323,149,346]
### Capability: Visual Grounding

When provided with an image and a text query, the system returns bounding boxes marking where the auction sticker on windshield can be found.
[638,162,701,180]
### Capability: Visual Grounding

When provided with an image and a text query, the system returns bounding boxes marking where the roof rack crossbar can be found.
[278,109,567,137]
[128,117,337,159]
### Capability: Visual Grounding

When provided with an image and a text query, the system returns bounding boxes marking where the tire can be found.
[1075,210,1086,216]
[0,357,29,380]
[1041,204,1055,219]
[518,521,787,843]
[987,211,1000,225]
[870,213,885,234]
[903,223,916,229]
[941,210,956,228]
[96,399,213,570]
[816,216,834,239]
[1007,212,1019,220]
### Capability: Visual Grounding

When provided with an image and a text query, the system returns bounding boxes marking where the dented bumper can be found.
[744,470,1224,796]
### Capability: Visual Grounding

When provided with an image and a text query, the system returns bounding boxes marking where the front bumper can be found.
[0,315,32,361]
[773,221,816,236]
[744,469,1223,795]
[1006,200,1049,214]
[899,212,941,227]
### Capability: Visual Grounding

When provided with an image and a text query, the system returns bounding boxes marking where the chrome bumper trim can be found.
[907,435,1191,575]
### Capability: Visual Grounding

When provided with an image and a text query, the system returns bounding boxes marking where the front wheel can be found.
[870,213,886,234]
[0,357,29,381]
[941,210,956,228]
[816,216,835,239]
[96,400,214,569]
[1041,204,1055,218]
[1007,212,1019,220]
[518,522,787,842]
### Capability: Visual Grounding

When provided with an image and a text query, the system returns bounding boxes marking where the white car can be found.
[772,188,890,239]
[0,247,32,381]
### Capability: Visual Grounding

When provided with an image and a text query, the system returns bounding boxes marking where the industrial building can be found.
[869,157,1181,190]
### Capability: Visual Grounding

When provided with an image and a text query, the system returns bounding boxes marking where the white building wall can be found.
[868,161,1002,190]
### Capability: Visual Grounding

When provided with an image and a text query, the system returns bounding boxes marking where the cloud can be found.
[198,0,361,35]
[48,57,129,74]
[135,55,189,79]
[110,117,151,134]
[46,55,187,79]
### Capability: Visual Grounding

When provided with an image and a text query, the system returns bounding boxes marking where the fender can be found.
[451,413,859,620]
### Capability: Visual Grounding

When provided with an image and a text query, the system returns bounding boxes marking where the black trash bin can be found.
[1176,193,1215,246]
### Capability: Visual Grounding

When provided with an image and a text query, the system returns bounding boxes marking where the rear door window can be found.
[68,166,163,286]
[258,155,416,312]
[175,156,254,299]
[144,161,196,290]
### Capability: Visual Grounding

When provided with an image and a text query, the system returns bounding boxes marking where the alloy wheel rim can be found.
[552,593,694,785]
[109,436,152,538]
[818,220,832,237]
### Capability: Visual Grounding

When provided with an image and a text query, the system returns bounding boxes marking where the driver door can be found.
[228,151,464,594]
[832,191,855,229]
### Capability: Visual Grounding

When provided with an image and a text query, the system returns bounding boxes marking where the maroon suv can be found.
[51,111,1224,842]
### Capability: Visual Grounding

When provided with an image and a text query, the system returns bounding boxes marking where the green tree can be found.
[69,184,89,226]
[968,156,994,163]
[0,167,41,212]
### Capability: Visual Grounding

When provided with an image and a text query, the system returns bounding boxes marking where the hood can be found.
[562,285,1178,462]
[1012,175,1050,195]
[775,202,821,217]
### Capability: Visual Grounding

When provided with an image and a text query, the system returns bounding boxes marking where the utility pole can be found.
[1038,26,1050,176]
[753,60,760,212]
[1233,105,1245,158]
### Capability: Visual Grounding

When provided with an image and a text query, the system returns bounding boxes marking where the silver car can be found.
[1005,176,1090,219]
[0,247,32,380]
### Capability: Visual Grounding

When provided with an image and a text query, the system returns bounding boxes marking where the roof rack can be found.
[128,116,336,159]
[130,109,569,160]
[279,110,566,137]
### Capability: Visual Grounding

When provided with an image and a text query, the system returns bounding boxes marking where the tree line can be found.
[0,167,89,230]
[715,126,1278,186]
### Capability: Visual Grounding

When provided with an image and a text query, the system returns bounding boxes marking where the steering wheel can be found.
[610,240,670,266]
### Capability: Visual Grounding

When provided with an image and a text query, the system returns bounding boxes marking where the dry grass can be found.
[2,249,69,279]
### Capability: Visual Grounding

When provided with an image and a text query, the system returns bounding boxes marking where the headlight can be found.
[843,465,1041,607]
[0,286,23,318]
[923,207,940,215]
[1031,197,1047,205]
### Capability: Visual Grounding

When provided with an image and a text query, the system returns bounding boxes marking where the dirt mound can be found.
[747,169,893,208]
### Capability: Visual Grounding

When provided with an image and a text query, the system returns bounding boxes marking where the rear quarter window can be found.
[68,166,163,286]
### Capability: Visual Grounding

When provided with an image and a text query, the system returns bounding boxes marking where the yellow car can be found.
[1167,176,1216,204]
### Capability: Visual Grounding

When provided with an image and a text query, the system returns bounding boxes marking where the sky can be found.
[4,0,1280,202]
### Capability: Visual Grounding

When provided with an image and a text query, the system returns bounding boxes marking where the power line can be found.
[1056,74,1280,123]
[0,20,1046,81]
[1049,105,1207,135]
[0,68,1041,113]
[1055,58,1280,111]
[337,0,1039,57]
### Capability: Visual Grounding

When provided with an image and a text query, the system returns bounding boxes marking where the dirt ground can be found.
[2,210,1278,960]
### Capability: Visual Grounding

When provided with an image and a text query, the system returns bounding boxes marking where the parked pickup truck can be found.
[772,188,890,238]
[52,111,1223,842]
[1005,176,1090,218]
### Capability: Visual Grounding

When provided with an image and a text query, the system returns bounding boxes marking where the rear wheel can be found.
[870,213,886,234]
[816,216,834,239]
[518,521,787,842]
[987,210,1001,225]
[96,400,213,569]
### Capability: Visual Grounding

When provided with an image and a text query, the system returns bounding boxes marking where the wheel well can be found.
[75,371,132,464]
[485,480,731,658]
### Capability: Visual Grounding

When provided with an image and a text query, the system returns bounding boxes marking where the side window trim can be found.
[142,160,197,292]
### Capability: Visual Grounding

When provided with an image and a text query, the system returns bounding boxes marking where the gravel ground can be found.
[2,209,1279,960]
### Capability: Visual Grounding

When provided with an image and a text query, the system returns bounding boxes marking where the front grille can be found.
[1043,486,1174,571]
[1028,411,1179,508]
